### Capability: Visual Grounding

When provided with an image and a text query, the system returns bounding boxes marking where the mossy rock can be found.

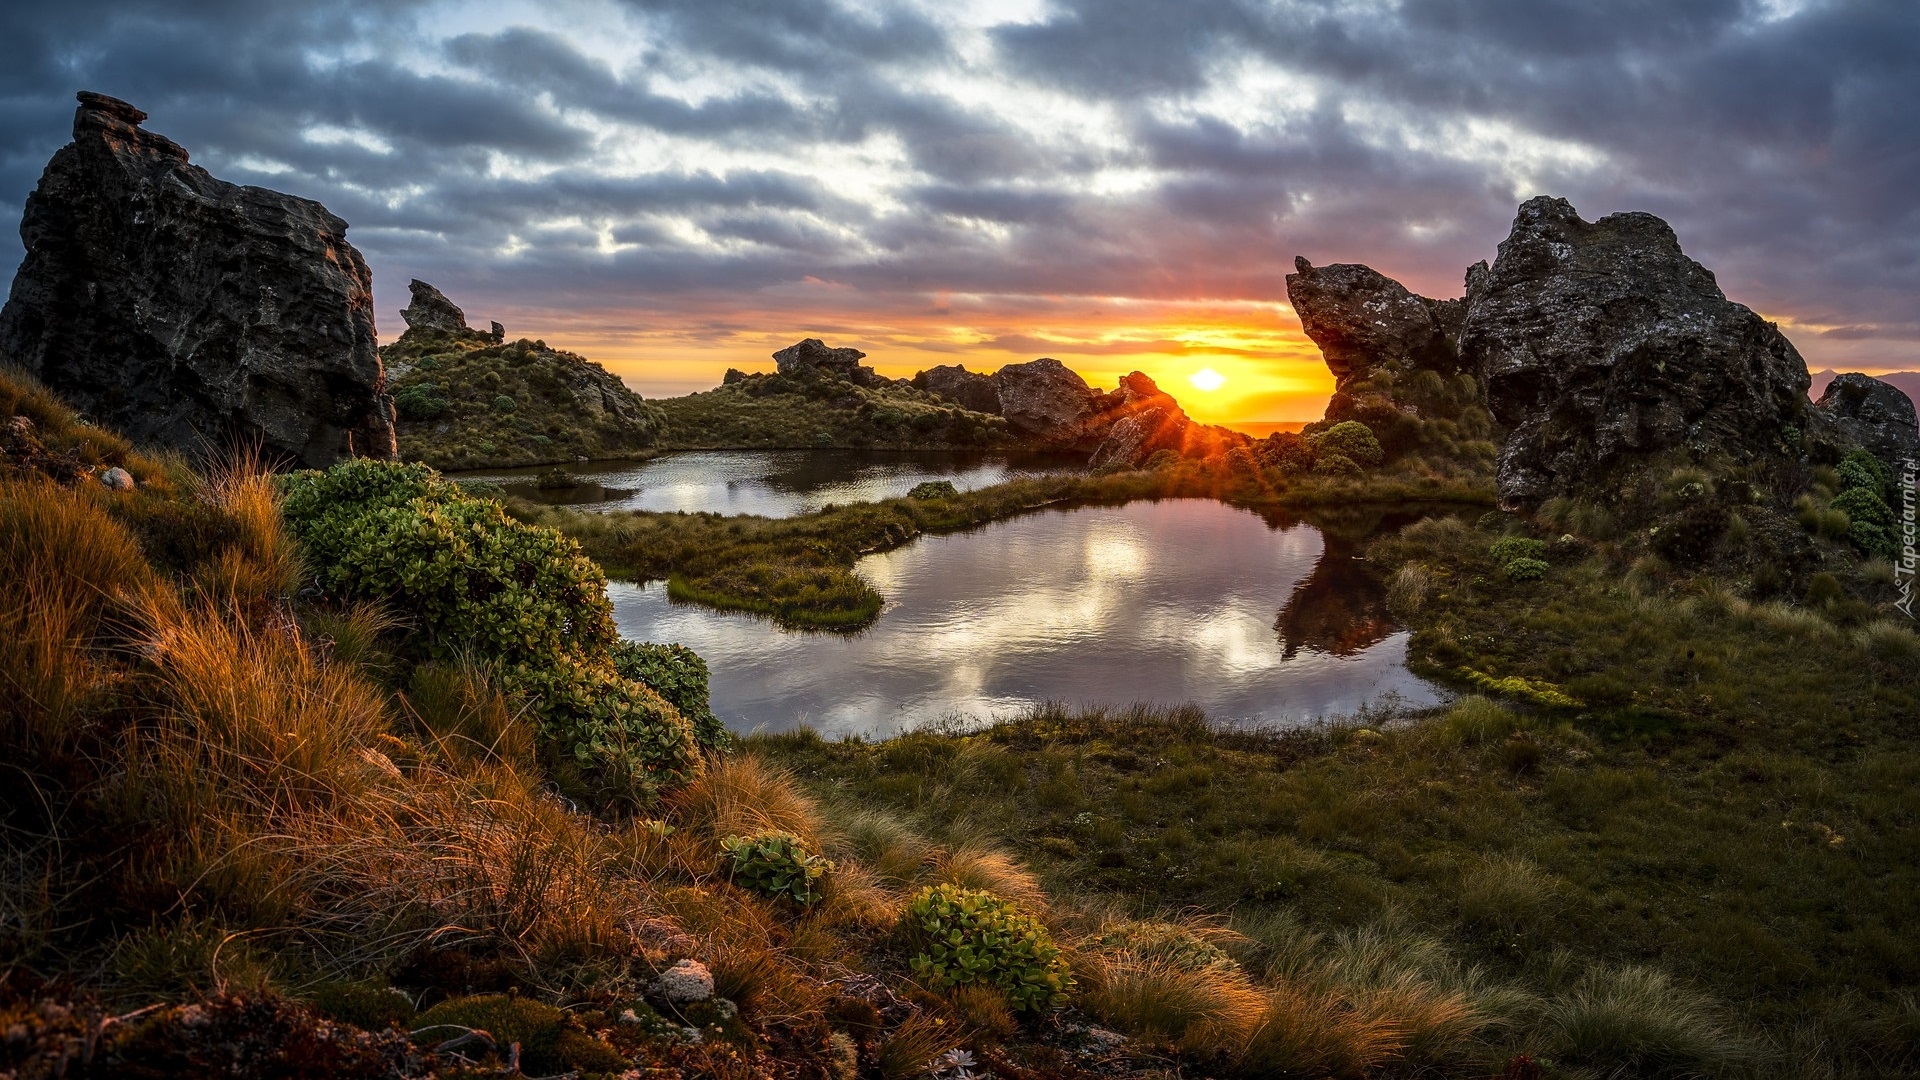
[306,980,416,1030]
[411,994,626,1073]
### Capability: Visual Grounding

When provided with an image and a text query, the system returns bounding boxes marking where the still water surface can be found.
[456,449,1082,518]
[609,499,1446,737]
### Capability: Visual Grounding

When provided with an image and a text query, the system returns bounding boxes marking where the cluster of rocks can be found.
[0,93,395,468]
[1289,195,1918,509]
[914,358,1243,466]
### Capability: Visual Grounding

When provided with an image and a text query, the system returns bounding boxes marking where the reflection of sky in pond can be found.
[454,449,1082,518]
[609,499,1447,738]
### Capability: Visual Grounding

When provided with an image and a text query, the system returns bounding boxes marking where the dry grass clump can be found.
[667,753,831,851]
[1079,950,1267,1054]
[1547,965,1767,1077]
[929,843,1047,911]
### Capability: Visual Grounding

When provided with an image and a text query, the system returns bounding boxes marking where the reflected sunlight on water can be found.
[609,499,1447,737]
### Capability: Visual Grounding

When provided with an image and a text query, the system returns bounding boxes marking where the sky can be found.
[1,0,1916,426]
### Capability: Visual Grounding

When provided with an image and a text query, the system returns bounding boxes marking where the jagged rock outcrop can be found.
[1287,257,1464,390]
[989,358,1111,440]
[1284,257,1486,456]
[0,92,395,466]
[774,338,866,376]
[912,364,1002,415]
[381,283,661,469]
[1811,373,1920,474]
[909,358,1241,464]
[1463,197,1811,509]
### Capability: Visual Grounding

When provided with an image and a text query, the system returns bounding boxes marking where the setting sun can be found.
[1188,367,1228,392]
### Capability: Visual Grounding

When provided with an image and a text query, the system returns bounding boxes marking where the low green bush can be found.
[613,641,727,750]
[392,382,448,420]
[284,460,704,797]
[902,884,1072,1012]
[1838,448,1891,498]
[1314,420,1384,466]
[1313,452,1364,480]
[908,480,959,499]
[1502,557,1549,581]
[411,995,626,1074]
[720,830,834,905]
[1488,536,1548,563]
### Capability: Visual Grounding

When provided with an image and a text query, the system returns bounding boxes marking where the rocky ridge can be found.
[1288,195,1906,513]
[381,283,663,470]
[912,358,1245,466]
[0,92,394,467]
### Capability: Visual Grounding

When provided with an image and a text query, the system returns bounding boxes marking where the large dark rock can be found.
[1463,196,1810,509]
[0,92,395,466]
[774,338,866,375]
[988,358,1109,441]
[913,364,1002,414]
[1286,257,1464,390]
[1812,373,1920,474]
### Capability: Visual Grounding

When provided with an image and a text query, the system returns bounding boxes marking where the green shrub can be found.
[1143,448,1183,470]
[284,460,700,796]
[1313,452,1363,480]
[1313,421,1383,467]
[720,830,834,905]
[1838,448,1891,497]
[1833,487,1895,557]
[284,461,615,667]
[908,480,959,499]
[1503,557,1549,582]
[613,641,728,751]
[902,885,1072,1012]
[392,382,448,420]
[1488,536,1548,563]
[492,394,518,413]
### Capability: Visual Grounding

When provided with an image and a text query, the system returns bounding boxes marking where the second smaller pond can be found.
[453,449,1084,518]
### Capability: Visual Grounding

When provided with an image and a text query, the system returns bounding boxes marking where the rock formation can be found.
[0,92,395,467]
[774,338,867,376]
[912,364,1002,414]
[1463,197,1811,509]
[381,282,661,469]
[1811,373,1920,474]
[1286,257,1464,390]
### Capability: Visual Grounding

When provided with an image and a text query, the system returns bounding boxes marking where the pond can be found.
[609,499,1450,738]
[453,449,1083,518]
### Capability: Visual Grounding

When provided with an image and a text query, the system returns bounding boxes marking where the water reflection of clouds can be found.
[457,449,1082,518]
[610,500,1447,738]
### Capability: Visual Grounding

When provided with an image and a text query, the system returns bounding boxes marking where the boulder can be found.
[914,364,1002,414]
[774,338,866,375]
[1811,373,1920,475]
[989,358,1104,439]
[0,92,395,467]
[399,280,472,337]
[1285,257,1464,389]
[1462,196,1810,509]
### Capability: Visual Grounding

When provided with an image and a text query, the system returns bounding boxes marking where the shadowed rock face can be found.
[774,338,866,375]
[1286,257,1464,390]
[1812,373,1920,474]
[913,364,1002,415]
[1463,197,1810,508]
[0,92,395,467]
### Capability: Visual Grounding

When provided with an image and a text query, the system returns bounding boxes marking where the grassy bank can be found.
[655,367,1018,450]
[529,458,1494,629]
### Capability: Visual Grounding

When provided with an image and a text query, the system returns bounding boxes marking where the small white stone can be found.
[654,959,714,1003]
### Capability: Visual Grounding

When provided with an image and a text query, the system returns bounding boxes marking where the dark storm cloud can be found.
[0,0,1915,364]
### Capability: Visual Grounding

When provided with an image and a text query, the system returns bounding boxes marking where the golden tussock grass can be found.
[667,753,831,851]
[1078,951,1267,1055]
[930,843,1047,911]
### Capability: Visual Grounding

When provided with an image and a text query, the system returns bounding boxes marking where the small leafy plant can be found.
[721,831,834,905]
[1488,536,1548,563]
[1503,557,1549,581]
[902,885,1073,1012]
[1313,420,1384,467]
[909,480,959,499]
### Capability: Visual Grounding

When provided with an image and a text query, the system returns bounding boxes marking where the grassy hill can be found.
[383,328,666,470]
[654,366,1019,450]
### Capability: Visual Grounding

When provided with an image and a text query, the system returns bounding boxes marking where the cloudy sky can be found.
[2,0,1915,424]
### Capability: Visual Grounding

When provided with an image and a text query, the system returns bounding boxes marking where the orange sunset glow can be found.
[466,293,1337,431]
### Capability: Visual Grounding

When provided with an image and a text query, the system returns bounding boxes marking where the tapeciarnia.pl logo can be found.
[1898,457,1917,620]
